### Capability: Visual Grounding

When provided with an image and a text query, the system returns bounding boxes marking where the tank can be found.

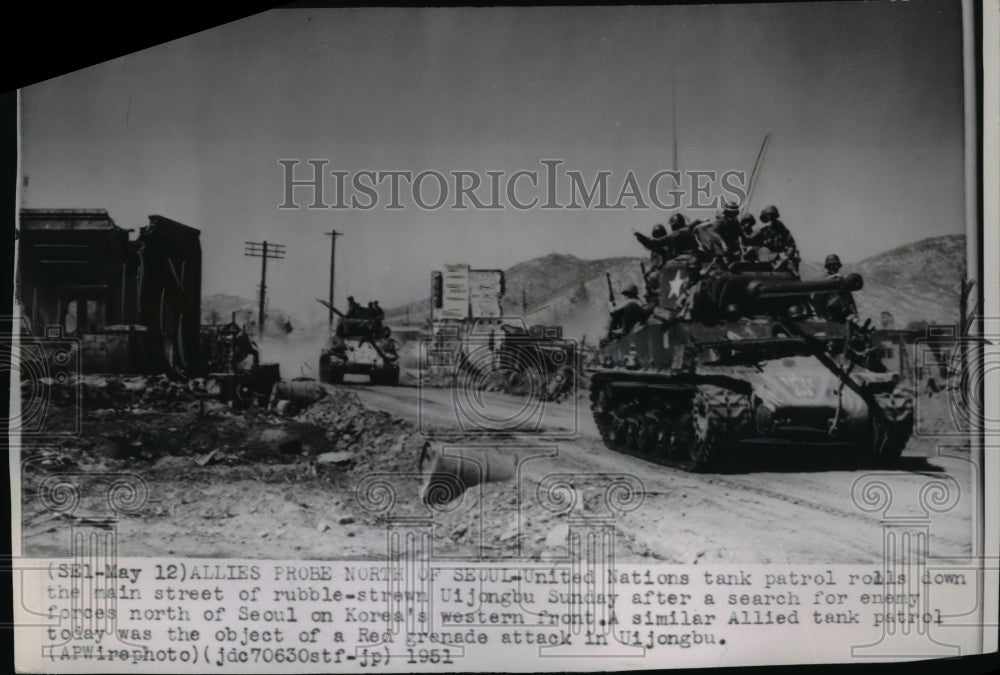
[588,258,915,471]
[317,301,400,386]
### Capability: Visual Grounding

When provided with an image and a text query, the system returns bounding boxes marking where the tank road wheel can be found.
[623,418,640,450]
[637,414,659,454]
[671,411,697,462]
[607,415,627,448]
[654,422,673,457]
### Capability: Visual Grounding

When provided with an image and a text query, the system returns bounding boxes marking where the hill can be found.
[383,234,965,342]
[801,234,965,328]
[381,253,648,344]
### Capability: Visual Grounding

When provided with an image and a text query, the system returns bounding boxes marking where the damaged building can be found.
[17,208,202,377]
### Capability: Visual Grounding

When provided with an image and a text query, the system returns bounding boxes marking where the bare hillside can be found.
[383,234,965,342]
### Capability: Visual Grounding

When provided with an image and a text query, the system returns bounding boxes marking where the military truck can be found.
[495,323,576,402]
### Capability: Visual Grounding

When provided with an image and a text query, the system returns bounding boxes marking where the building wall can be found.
[18,209,202,377]
[18,209,131,335]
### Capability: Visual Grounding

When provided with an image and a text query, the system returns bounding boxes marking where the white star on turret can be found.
[668,270,686,298]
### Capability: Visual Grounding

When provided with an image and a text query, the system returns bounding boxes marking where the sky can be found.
[19,2,966,325]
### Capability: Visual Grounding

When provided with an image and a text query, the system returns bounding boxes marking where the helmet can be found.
[739,214,756,230]
[759,205,779,222]
[668,213,688,230]
[786,302,807,320]
[651,224,667,239]
[622,284,639,298]
[722,200,740,215]
[824,253,842,268]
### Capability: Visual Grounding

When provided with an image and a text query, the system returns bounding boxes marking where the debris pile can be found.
[21,370,649,560]
[42,374,201,411]
[294,388,419,476]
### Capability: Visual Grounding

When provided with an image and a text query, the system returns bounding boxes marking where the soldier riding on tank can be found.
[667,213,700,259]
[633,223,672,267]
[605,284,651,344]
[746,205,800,272]
[812,253,859,323]
[738,214,757,259]
[691,201,741,266]
[634,223,671,302]
[346,296,363,318]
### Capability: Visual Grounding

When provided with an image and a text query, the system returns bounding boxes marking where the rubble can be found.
[256,428,303,455]
[194,449,220,467]
[100,437,143,460]
[21,364,657,561]
[315,451,356,465]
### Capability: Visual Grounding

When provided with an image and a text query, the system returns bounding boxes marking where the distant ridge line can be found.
[857,233,965,265]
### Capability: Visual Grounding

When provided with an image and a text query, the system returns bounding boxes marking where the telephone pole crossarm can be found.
[244,240,285,338]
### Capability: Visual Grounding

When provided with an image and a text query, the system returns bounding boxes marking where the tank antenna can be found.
[743,133,771,216]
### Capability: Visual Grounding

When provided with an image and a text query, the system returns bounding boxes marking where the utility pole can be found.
[244,240,285,339]
[324,230,342,328]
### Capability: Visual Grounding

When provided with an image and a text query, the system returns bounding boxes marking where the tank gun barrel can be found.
[746,273,863,300]
[315,298,346,318]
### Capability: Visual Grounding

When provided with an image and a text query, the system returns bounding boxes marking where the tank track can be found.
[686,385,752,471]
[589,374,751,472]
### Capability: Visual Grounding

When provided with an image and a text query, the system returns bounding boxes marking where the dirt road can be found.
[348,383,976,564]
[20,377,975,564]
